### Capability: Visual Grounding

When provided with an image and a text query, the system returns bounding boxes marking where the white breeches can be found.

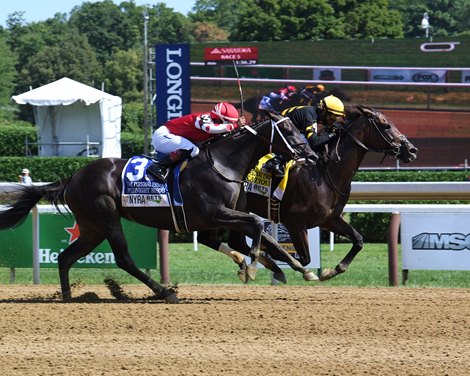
[151,126,200,158]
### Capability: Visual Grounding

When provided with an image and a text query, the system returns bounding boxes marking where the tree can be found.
[390,0,470,37]
[146,3,193,44]
[191,21,230,42]
[237,0,345,41]
[190,0,244,40]
[21,32,102,91]
[69,0,140,63]
[103,48,142,102]
[345,0,403,39]
[0,32,17,119]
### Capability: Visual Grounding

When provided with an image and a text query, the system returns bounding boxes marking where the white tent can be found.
[12,77,122,158]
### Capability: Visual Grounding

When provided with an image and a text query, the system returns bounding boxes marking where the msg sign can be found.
[204,46,258,66]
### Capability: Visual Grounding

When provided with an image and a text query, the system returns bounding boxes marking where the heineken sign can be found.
[0,211,157,269]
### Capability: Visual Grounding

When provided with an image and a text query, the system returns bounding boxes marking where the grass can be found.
[2,243,470,289]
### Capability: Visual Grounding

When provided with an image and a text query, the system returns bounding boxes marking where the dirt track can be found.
[0,284,469,375]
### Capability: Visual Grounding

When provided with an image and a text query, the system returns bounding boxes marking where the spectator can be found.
[19,168,33,185]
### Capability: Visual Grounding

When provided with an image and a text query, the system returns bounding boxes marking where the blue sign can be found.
[155,43,191,127]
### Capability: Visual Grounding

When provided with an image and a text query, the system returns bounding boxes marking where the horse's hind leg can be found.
[104,221,179,303]
[319,216,363,281]
[58,229,105,300]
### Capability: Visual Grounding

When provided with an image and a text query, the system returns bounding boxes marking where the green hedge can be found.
[121,132,146,158]
[355,170,470,182]
[0,124,37,156]
[0,157,95,182]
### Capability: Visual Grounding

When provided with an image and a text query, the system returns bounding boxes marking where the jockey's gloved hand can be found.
[331,121,343,133]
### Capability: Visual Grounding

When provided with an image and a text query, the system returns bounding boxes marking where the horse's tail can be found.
[0,178,70,230]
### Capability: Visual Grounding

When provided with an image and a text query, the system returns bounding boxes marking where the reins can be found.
[341,112,405,156]
[244,117,299,157]
[205,117,302,183]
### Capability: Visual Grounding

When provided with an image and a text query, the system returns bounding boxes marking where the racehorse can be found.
[0,116,316,303]
[199,105,418,282]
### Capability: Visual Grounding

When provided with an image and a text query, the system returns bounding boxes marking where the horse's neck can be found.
[323,136,367,192]
[207,129,271,180]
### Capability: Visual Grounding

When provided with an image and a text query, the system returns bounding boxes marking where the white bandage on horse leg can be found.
[218,243,245,264]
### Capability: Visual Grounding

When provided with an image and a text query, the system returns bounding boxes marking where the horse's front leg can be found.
[260,232,318,282]
[319,216,363,281]
[198,230,249,283]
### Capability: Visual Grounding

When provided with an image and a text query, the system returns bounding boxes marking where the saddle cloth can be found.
[244,155,296,201]
[121,156,183,208]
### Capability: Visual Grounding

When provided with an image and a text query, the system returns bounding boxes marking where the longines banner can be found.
[155,43,191,127]
[369,69,447,83]
[401,213,470,270]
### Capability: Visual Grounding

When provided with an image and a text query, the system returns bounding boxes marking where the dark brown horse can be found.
[0,116,317,303]
[199,105,418,282]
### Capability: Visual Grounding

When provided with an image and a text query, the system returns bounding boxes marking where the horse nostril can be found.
[410,147,418,154]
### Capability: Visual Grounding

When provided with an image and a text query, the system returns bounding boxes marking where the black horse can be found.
[199,105,418,282]
[0,116,316,303]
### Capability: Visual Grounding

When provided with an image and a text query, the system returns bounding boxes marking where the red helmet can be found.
[287,85,297,92]
[211,102,239,123]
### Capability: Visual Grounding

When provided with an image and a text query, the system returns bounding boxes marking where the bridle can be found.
[340,110,409,158]
[323,109,410,196]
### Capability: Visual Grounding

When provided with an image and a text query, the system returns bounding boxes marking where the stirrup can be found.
[264,161,285,178]
[147,164,167,182]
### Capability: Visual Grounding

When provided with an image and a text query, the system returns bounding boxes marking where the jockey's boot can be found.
[263,154,285,178]
[147,149,192,182]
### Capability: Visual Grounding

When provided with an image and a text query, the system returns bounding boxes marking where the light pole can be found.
[143,9,149,155]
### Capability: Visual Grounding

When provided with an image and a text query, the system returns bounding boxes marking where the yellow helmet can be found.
[321,95,345,116]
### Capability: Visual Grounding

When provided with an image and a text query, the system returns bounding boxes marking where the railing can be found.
[25,135,100,157]
[190,62,470,88]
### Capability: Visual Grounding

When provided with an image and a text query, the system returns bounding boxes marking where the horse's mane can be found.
[345,104,377,122]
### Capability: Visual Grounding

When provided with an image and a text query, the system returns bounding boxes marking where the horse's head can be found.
[343,106,418,163]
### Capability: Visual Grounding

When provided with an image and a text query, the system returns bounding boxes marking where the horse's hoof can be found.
[273,272,287,284]
[164,292,180,304]
[246,263,258,281]
[238,270,248,283]
[237,259,249,283]
[319,268,337,281]
[62,290,72,301]
[303,270,319,282]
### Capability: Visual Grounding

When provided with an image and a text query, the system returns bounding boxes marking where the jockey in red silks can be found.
[148,101,246,180]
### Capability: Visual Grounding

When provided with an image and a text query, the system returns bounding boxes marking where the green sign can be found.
[0,212,157,269]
